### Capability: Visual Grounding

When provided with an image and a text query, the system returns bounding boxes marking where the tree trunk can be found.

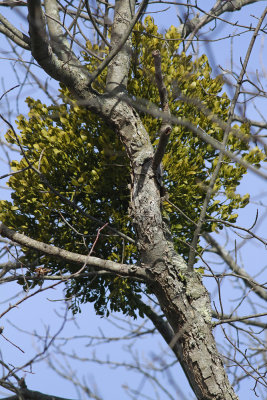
[79,89,239,398]
[25,0,239,398]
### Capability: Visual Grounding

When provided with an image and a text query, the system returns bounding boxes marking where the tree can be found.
[0,1,266,399]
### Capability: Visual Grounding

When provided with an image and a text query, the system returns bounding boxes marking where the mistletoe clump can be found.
[0,17,264,317]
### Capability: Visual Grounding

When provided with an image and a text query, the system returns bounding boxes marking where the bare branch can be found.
[85,0,111,49]
[27,0,91,94]
[91,0,149,89]
[44,0,80,63]
[139,300,195,397]
[203,232,267,301]
[212,311,267,327]
[177,0,266,39]
[152,49,172,173]
[233,113,267,129]
[0,223,149,280]
[0,1,27,5]
[0,391,76,400]
[0,12,30,49]
[206,217,266,246]
[0,166,30,180]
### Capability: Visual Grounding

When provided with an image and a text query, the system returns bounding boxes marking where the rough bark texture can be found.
[17,0,241,398]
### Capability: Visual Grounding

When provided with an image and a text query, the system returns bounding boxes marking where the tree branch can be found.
[0,1,27,5]
[212,310,267,328]
[233,113,267,129]
[203,232,267,301]
[0,12,30,49]
[0,223,149,280]
[44,0,80,63]
[27,0,91,95]
[85,0,111,49]
[93,0,149,89]
[0,391,76,400]
[178,0,265,39]
[151,49,172,173]
[131,296,195,398]
[0,259,41,279]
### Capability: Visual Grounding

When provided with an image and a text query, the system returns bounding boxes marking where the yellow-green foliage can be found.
[0,17,264,316]
[130,17,264,258]
[2,99,138,316]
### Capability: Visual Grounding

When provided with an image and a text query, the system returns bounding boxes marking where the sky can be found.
[0,2,266,400]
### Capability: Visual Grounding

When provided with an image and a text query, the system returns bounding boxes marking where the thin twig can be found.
[187,7,267,270]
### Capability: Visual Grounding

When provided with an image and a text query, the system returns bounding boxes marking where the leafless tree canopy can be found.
[0,1,266,400]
